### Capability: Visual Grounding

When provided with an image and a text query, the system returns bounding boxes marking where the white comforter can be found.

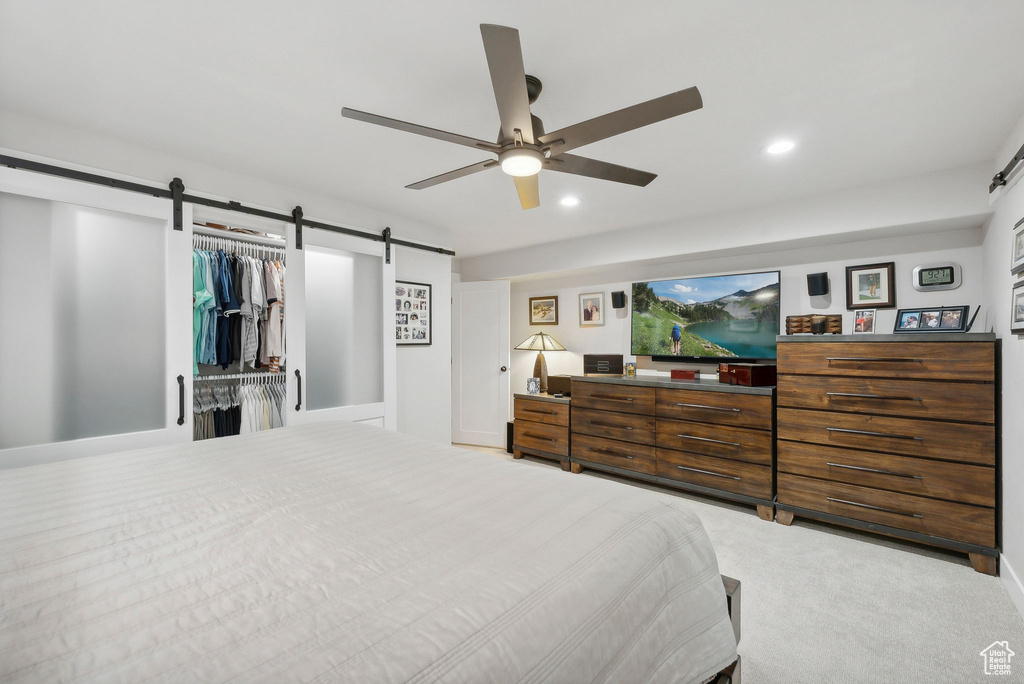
[0,422,736,683]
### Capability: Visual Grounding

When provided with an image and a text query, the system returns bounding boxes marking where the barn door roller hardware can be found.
[990,141,1024,193]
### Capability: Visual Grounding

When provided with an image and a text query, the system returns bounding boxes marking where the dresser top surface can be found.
[777,332,996,343]
[570,375,775,396]
[513,392,571,404]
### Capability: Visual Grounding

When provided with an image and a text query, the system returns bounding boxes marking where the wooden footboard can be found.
[709,575,741,684]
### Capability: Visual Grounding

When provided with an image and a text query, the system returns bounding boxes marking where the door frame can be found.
[0,167,192,467]
[451,279,510,447]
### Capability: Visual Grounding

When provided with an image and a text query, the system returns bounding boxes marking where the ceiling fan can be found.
[341,24,702,210]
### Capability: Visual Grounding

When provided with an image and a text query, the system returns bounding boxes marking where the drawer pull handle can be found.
[592,394,635,402]
[675,433,741,448]
[523,433,556,441]
[826,427,923,441]
[826,462,923,480]
[676,402,741,413]
[522,408,555,415]
[591,421,633,430]
[826,392,922,402]
[826,497,923,519]
[594,448,633,460]
[676,465,741,481]
[826,357,923,363]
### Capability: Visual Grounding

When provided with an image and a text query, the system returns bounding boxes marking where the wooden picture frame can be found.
[1012,280,1024,334]
[579,292,605,327]
[395,281,432,346]
[529,296,558,325]
[1012,216,1024,275]
[893,305,970,333]
[846,262,896,310]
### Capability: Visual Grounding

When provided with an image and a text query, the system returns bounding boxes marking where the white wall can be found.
[459,162,992,282]
[508,228,985,401]
[396,246,453,444]
[981,112,1024,618]
[1,111,455,444]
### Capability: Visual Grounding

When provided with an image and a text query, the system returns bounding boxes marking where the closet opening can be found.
[192,221,288,440]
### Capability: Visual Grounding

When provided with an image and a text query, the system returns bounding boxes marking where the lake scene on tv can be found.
[631,272,781,359]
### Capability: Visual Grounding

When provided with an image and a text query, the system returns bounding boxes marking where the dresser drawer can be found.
[571,433,655,474]
[776,375,994,424]
[656,449,772,500]
[514,421,568,457]
[778,342,994,381]
[571,381,655,415]
[778,473,995,547]
[777,441,995,507]
[656,418,772,466]
[514,399,569,427]
[572,407,655,445]
[777,408,995,466]
[655,388,772,429]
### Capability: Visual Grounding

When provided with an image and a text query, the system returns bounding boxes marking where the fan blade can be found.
[342,108,500,153]
[538,86,702,155]
[406,160,499,190]
[545,153,657,187]
[480,24,534,144]
[513,174,540,210]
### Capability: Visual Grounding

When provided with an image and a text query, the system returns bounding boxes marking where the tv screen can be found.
[631,271,781,361]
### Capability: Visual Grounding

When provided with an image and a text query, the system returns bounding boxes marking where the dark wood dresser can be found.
[513,393,571,470]
[775,333,999,574]
[569,376,776,520]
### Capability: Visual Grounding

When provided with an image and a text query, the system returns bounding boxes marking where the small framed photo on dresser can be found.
[893,305,969,333]
[395,281,431,346]
[1012,281,1024,334]
[853,309,876,334]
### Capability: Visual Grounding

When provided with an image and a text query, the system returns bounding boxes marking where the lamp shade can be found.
[515,332,566,352]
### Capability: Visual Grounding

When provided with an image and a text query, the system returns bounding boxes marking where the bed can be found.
[0,421,738,683]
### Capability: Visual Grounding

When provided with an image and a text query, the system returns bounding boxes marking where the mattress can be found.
[0,421,736,683]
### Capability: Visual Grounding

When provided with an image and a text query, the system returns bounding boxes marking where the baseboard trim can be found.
[1000,555,1024,620]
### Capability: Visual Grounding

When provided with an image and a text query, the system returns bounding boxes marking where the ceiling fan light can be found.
[499,148,543,176]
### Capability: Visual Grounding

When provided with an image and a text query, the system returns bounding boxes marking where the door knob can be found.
[500,366,507,372]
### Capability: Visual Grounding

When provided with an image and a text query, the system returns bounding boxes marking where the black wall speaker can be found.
[807,272,830,297]
[611,291,627,309]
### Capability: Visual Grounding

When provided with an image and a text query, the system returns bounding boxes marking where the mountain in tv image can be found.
[631,274,781,358]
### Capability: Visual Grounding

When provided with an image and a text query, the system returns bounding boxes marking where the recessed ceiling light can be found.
[559,196,580,207]
[763,139,796,155]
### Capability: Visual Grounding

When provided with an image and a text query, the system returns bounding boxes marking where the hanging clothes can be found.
[192,231,284,375]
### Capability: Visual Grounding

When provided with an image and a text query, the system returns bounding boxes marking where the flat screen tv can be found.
[631,271,781,362]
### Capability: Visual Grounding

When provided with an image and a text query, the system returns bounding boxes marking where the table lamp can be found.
[515,332,566,393]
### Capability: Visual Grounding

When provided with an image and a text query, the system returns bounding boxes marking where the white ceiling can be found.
[2,1,1023,257]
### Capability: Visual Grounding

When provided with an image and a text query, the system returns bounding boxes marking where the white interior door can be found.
[0,168,192,468]
[452,280,510,447]
[288,228,396,429]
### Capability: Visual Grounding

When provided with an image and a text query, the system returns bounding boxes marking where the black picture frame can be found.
[1011,280,1024,335]
[395,280,432,346]
[846,262,897,310]
[892,305,970,333]
[1012,216,1024,276]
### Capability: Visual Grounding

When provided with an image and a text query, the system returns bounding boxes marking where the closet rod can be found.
[195,372,284,381]
[0,154,456,256]
[193,224,286,249]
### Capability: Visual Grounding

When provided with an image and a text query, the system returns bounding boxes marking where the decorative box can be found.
[719,363,777,387]
[670,369,701,380]
[786,314,842,335]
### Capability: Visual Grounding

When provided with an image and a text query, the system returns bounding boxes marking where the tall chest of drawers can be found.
[570,376,776,521]
[775,334,999,574]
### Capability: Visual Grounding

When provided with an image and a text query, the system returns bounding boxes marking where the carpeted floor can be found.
[458,445,1024,683]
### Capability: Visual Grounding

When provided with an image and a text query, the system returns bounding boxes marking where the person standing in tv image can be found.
[671,323,682,354]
